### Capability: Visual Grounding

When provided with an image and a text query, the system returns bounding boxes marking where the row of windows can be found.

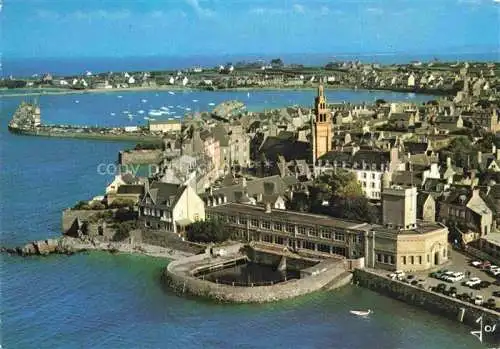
[142,208,170,218]
[448,207,466,219]
[207,213,350,241]
[376,253,395,265]
[362,172,381,180]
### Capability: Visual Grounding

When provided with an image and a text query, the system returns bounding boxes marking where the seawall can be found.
[164,246,350,303]
[354,269,499,341]
[118,149,163,165]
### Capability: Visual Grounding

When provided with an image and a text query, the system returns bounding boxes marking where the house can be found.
[106,173,141,194]
[417,192,436,222]
[107,184,145,205]
[138,181,205,233]
[148,120,182,133]
[439,188,494,237]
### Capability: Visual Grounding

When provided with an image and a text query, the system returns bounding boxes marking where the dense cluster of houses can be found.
[96,74,499,270]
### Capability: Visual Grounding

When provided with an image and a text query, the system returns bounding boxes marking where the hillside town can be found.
[60,62,500,281]
[8,61,500,315]
[2,60,499,97]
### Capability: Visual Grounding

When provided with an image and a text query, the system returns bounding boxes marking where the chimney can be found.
[477,151,482,164]
[492,144,496,155]
[497,149,500,160]
[265,202,272,213]
[446,157,452,168]
[242,177,247,188]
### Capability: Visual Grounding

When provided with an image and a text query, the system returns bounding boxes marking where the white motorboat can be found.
[75,100,79,103]
[141,99,147,103]
[168,91,175,95]
[208,102,215,106]
[110,112,116,116]
[350,310,372,316]
[192,99,198,102]
[185,107,191,111]
[149,110,163,117]
[138,110,145,114]
[117,95,123,98]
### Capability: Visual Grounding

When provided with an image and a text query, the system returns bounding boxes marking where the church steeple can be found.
[312,84,332,163]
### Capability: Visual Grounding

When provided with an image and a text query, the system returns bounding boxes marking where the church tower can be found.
[312,85,332,163]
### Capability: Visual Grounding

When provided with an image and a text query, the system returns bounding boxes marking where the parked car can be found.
[457,293,472,302]
[474,295,484,305]
[446,286,458,297]
[471,261,482,268]
[481,261,491,269]
[434,283,447,294]
[430,269,447,279]
[478,281,491,289]
[485,298,496,309]
[465,277,482,287]
[389,270,405,280]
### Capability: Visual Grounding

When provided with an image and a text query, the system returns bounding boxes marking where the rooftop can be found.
[208,202,371,231]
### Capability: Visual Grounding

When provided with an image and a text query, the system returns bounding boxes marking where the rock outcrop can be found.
[1,238,74,257]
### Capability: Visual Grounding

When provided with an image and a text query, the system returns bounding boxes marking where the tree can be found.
[375,99,387,106]
[443,136,477,168]
[477,133,500,152]
[109,198,136,210]
[270,58,284,68]
[185,219,229,243]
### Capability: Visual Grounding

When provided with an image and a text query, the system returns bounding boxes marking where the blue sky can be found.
[2,0,499,59]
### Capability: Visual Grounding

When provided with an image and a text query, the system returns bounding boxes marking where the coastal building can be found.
[206,185,448,272]
[148,120,182,133]
[138,181,205,233]
[366,186,449,272]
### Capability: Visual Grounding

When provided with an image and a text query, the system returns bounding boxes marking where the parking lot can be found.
[412,249,499,303]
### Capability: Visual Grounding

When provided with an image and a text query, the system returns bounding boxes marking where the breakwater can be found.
[354,269,499,342]
[9,125,162,143]
[164,244,351,303]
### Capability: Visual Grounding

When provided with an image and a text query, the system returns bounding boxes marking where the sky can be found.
[2,0,499,59]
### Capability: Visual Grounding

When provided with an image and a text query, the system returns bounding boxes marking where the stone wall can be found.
[164,253,347,303]
[141,230,204,254]
[247,248,318,271]
[354,269,499,342]
[118,149,163,165]
[61,209,102,234]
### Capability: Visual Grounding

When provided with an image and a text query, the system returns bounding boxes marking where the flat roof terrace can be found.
[208,203,372,231]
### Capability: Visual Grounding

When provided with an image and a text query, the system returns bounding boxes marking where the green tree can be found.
[185,219,229,243]
[270,58,284,68]
[443,136,477,168]
[112,221,137,242]
[109,198,136,210]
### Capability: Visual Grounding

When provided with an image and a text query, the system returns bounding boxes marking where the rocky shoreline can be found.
[1,236,194,260]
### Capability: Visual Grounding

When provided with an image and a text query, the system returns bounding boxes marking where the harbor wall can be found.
[164,255,348,303]
[118,149,163,165]
[9,127,162,144]
[354,269,499,338]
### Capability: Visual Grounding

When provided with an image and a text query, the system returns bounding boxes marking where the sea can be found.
[0,87,488,348]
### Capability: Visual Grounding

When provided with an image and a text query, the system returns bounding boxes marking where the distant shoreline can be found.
[0,85,442,98]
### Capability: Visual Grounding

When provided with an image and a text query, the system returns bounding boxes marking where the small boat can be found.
[185,107,191,111]
[128,115,133,120]
[168,105,174,108]
[117,95,123,98]
[75,100,79,103]
[168,91,175,95]
[143,116,150,120]
[141,99,147,103]
[247,92,250,98]
[138,110,145,114]
[110,112,116,116]
[149,110,163,117]
[155,93,159,97]
[208,102,215,106]
[149,118,156,121]
[160,107,169,111]
[192,99,198,102]
[350,310,372,316]
[122,111,129,114]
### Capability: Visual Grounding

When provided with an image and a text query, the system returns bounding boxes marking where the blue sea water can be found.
[0,90,487,348]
